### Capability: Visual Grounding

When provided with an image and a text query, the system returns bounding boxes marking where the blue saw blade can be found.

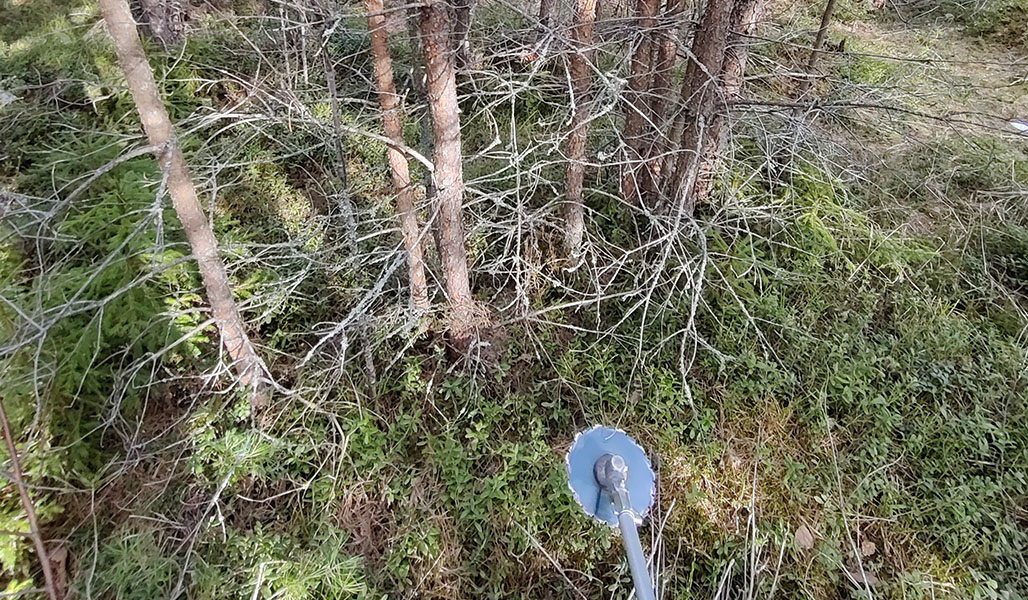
[566,425,656,527]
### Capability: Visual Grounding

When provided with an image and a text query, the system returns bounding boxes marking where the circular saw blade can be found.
[566,425,656,527]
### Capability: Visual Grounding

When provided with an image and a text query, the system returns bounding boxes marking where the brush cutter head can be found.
[566,425,656,527]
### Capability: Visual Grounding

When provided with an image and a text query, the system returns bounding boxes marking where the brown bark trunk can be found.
[793,0,837,104]
[721,1,761,104]
[620,0,660,206]
[688,0,761,204]
[99,0,267,396]
[452,0,474,71]
[667,0,735,214]
[646,0,683,123]
[563,0,600,257]
[367,0,430,312]
[638,0,683,204]
[660,106,686,196]
[420,0,482,349]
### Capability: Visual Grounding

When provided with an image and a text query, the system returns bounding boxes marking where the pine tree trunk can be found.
[563,0,600,257]
[99,0,267,397]
[646,0,682,121]
[452,0,474,70]
[420,0,482,350]
[639,0,683,204]
[367,0,430,312]
[689,0,762,204]
[667,0,735,215]
[620,0,660,206]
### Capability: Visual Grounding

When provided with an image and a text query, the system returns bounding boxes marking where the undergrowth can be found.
[946,0,1028,47]
[1,1,1026,599]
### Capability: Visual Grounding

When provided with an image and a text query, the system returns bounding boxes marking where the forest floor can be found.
[1,1,1027,599]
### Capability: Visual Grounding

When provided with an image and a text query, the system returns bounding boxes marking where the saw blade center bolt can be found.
[594,453,637,521]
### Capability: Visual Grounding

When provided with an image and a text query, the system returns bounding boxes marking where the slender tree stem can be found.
[621,0,660,206]
[564,0,600,258]
[793,0,839,105]
[366,0,430,312]
[420,0,483,349]
[0,401,58,600]
[98,0,268,402]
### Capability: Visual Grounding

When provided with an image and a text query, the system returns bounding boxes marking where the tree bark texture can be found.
[452,0,474,70]
[639,0,683,204]
[646,0,683,125]
[99,0,267,392]
[420,0,481,348]
[367,0,430,312]
[689,0,762,204]
[563,0,600,257]
[667,0,735,214]
[620,0,660,206]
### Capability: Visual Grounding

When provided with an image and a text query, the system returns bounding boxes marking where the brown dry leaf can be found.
[860,540,877,557]
[794,524,815,550]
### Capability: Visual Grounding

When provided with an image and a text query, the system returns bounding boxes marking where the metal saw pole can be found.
[566,426,657,600]
[595,453,655,600]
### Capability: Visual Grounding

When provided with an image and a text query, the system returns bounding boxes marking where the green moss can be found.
[955,0,1028,47]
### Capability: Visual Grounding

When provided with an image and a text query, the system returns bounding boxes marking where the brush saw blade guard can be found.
[566,425,656,527]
